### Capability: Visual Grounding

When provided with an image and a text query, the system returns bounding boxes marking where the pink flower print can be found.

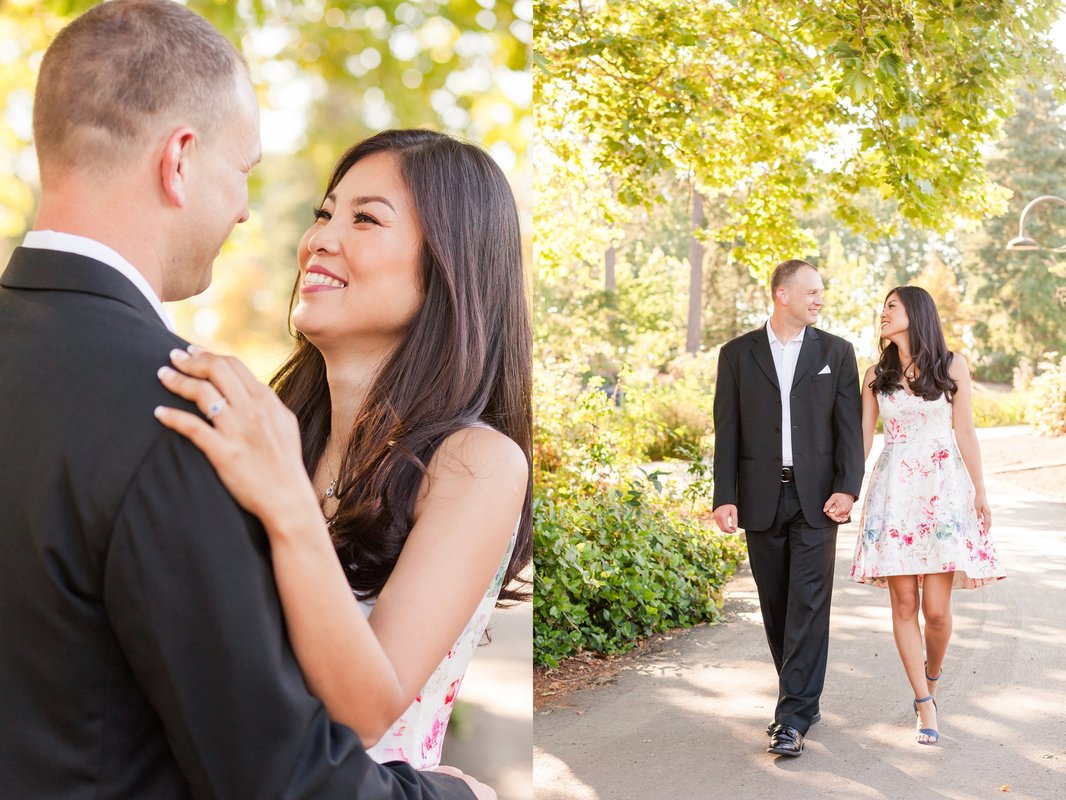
[444,677,462,705]
[932,449,949,464]
[420,706,455,767]
[978,548,989,561]
[917,522,930,537]
[942,562,956,571]
[886,417,904,441]
[923,496,939,519]
[889,528,900,539]
[902,532,914,546]
[966,539,974,551]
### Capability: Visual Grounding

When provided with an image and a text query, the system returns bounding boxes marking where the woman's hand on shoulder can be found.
[154,347,321,531]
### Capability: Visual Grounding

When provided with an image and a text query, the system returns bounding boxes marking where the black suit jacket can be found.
[0,247,473,800]
[712,324,864,532]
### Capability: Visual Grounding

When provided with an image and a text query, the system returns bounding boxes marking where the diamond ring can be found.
[206,397,228,420]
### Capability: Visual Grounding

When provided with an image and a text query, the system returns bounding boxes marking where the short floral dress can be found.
[358,528,516,769]
[850,389,1005,589]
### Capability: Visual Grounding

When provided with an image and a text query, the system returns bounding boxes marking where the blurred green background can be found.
[0,0,532,378]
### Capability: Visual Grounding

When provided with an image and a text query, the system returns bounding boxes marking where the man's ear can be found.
[160,127,196,207]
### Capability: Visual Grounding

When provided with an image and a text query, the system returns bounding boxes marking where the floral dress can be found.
[358,528,516,769]
[850,389,1005,589]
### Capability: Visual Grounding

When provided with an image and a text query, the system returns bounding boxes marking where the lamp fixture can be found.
[1005,195,1066,251]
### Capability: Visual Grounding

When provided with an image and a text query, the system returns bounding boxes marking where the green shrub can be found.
[611,351,718,462]
[533,357,745,668]
[970,387,1029,428]
[1028,354,1066,435]
[533,484,744,668]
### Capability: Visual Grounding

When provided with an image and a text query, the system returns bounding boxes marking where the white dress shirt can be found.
[21,230,174,331]
[766,319,805,467]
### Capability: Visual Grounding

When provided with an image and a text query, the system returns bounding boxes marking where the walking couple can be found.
[712,259,1005,757]
[0,2,530,798]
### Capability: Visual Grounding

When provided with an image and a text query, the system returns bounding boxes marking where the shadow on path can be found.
[534,429,1066,800]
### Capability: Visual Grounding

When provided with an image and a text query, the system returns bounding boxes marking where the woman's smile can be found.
[301,264,348,292]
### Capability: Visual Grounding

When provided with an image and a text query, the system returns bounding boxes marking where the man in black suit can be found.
[0,2,486,797]
[712,259,864,757]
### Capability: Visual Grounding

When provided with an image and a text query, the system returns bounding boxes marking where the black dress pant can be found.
[745,480,837,735]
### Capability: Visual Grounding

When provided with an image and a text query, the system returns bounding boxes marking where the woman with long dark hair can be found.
[850,285,1004,746]
[155,129,531,770]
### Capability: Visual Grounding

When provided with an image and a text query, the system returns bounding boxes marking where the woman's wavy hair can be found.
[869,285,958,402]
[271,129,532,604]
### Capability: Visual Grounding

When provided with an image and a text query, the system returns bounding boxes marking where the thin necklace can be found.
[324,455,338,500]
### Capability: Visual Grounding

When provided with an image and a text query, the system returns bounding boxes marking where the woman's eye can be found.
[312,206,331,221]
[353,211,379,225]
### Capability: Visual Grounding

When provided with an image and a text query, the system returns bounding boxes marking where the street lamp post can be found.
[1006,194,1066,252]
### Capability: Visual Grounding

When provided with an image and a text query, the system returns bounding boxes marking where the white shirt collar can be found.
[766,319,805,347]
[21,230,174,331]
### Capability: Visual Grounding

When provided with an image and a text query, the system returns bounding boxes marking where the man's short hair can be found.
[769,259,817,296]
[33,0,244,178]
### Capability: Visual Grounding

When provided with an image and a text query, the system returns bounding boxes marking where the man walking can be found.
[0,2,485,797]
[712,259,864,757]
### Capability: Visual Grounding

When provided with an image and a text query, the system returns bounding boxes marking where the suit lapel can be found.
[791,327,822,389]
[749,327,779,389]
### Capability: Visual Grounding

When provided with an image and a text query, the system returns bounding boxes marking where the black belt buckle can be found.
[781,467,794,483]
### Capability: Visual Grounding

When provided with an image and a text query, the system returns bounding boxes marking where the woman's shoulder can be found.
[428,425,529,486]
[947,351,969,378]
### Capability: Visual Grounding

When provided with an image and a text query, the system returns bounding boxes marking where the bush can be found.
[1028,354,1066,435]
[970,387,1029,428]
[533,484,744,668]
[533,358,745,668]
[640,351,718,461]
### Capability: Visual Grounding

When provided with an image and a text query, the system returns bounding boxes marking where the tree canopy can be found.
[536,0,1066,280]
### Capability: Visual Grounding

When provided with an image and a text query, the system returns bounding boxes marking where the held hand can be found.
[823,492,855,524]
[975,490,992,534]
[154,348,319,529]
[435,766,497,800]
[713,504,738,534]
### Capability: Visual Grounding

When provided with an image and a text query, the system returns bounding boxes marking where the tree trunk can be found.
[686,190,705,353]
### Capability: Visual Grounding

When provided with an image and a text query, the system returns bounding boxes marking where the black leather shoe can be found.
[766,712,819,737]
[767,724,804,756]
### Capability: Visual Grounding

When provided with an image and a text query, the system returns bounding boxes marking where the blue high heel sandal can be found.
[926,662,943,690]
[912,662,943,711]
[913,695,939,744]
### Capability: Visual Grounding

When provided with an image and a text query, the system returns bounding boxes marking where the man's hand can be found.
[713,504,738,533]
[435,766,497,800]
[823,492,855,524]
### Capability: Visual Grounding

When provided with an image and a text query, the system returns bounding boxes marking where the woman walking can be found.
[851,286,1005,745]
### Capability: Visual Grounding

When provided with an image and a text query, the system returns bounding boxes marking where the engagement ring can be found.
[206,397,228,420]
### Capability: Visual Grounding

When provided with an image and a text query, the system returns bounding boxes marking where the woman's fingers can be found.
[170,347,252,401]
[157,366,230,421]
[153,405,226,462]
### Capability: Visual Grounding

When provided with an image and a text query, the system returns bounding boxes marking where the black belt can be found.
[781,466,794,483]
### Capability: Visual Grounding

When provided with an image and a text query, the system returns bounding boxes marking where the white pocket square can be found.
[817,364,831,375]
